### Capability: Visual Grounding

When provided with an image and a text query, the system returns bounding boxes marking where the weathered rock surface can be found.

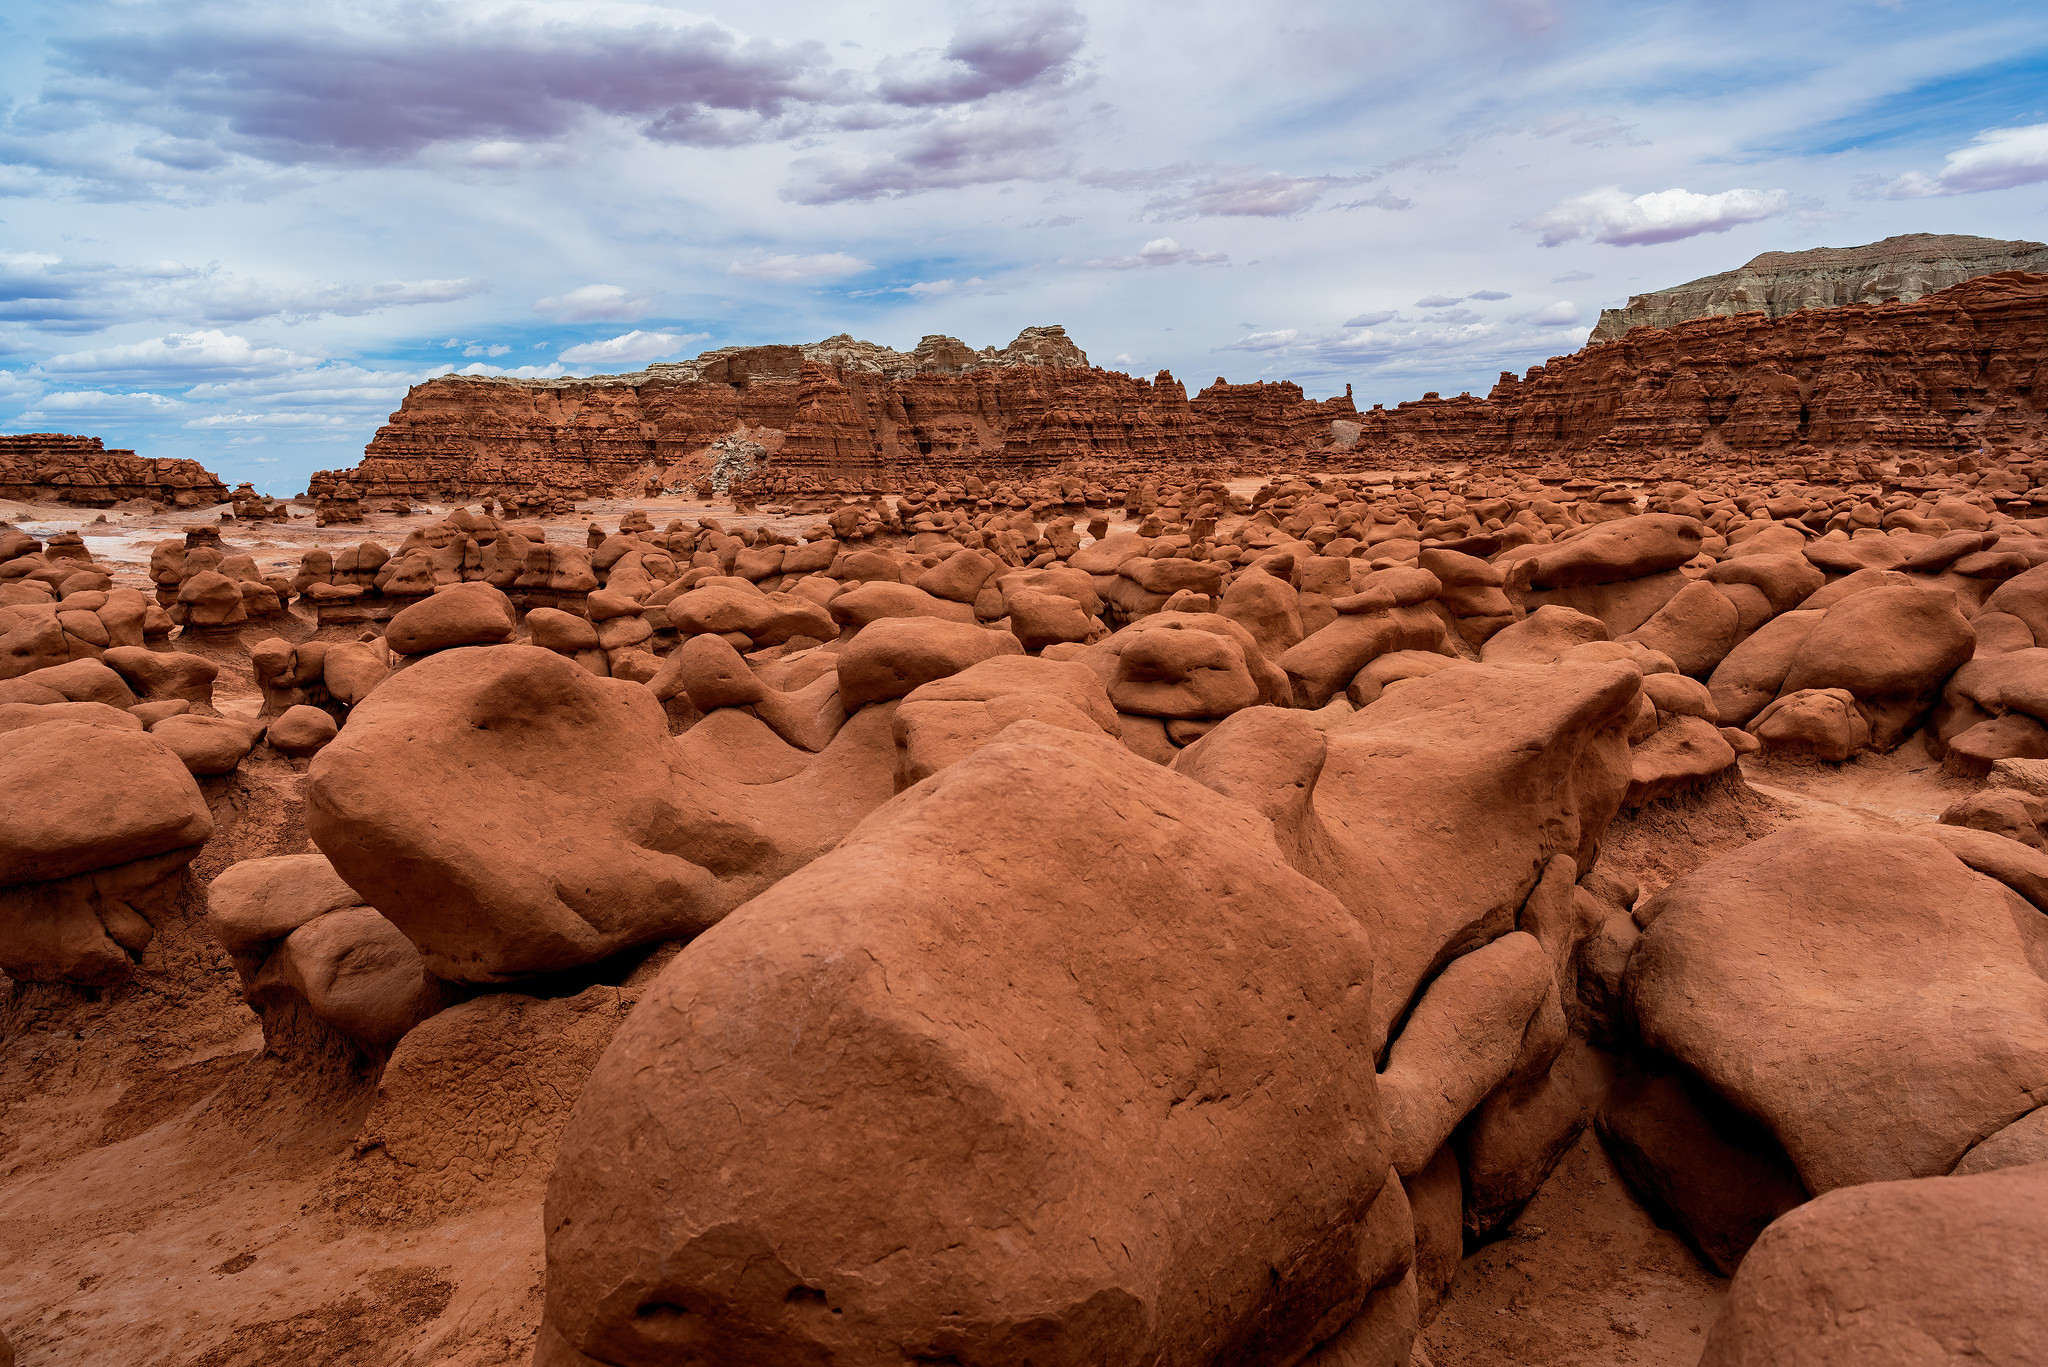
[1592,233,2048,341]
[540,723,1399,1367]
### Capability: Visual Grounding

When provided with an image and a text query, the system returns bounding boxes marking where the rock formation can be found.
[327,328,1357,505]
[1354,271,2048,471]
[0,434,230,507]
[1591,233,2048,341]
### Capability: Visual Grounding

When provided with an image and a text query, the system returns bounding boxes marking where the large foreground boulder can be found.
[539,723,1406,1367]
[1627,823,2048,1194]
[1702,1162,2048,1367]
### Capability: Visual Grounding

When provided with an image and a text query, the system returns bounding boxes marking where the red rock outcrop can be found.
[0,435,230,507]
[1346,271,2048,472]
[328,329,1358,503]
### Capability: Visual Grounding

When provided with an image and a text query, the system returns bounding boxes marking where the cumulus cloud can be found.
[1517,187,1791,247]
[1083,238,1228,269]
[1882,123,2048,198]
[557,330,710,367]
[877,3,1087,106]
[39,330,321,381]
[533,285,653,321]
[726,252,872,282]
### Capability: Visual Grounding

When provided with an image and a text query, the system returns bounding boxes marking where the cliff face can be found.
[1589,233,2048,342]
[0,434,230,506]
[1351,271,2048,469]
[331,327,1358,500]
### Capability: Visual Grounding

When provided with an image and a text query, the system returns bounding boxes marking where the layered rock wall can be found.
[331,327,1358,501]
[1591,233,2048,342]
[0,434,230,507]
[1350,271,2048,471]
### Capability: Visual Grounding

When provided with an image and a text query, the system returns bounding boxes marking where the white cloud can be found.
[1517,187,1790,247]
[1468,290,1512,302]
[533,285,653,321]
[1228,329,1300,352]
[186,275,489,323]
[906,279,956,296]
[1514,300,1582,325]
[39,330,322,381]
[0,370,45,402]
[184,410,354,429]
[1550,270,1595,283]
[1415,294,1464,308]
[557,330,709,366]
[1882,123,2048,198]
[1083,238,1228,270]
[456,361,569,379]
[19,390,190,419]
[463,343,510,357]
[1342,310,1398,327]
[725,252,872,282]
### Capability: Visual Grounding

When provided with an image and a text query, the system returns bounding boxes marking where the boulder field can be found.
[4,454,2048,1367]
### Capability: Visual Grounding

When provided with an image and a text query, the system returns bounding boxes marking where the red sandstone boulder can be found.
[539,723,1403,1367]
[1627,823,2048,1194]
[836,617,1022,709]
[1701,1163,2048,1367]
[383,582,515,656]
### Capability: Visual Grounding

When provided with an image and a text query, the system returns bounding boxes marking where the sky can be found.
[3,0,2047,494]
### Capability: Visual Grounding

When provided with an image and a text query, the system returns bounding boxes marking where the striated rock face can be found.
[0,434,230,507]
[330,327,1356,502]
[1591,233,2048,342]
[1354,271,2048,470]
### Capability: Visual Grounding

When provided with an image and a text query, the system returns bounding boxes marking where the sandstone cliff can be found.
[329,327,1357,501]
[1590,233,2048,342]
[0,434,230,507]
[1350,270,2048,471]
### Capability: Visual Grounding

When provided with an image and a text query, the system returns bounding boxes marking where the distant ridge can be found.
[1589,233,2048,342]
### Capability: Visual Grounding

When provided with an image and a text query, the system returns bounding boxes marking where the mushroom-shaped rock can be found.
[267,704,339,757]
[305,646,732,981]
[384,582,515,656]
[1748,687,1871,761]
[150,713,258,775]
[835,617,1022,710]
[539,723,1399,1367]
[1109,623,1261,718]
[0,723,213,984]
[103,646,218,710]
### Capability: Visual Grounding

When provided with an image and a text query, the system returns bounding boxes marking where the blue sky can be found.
[2,0,2046,494]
